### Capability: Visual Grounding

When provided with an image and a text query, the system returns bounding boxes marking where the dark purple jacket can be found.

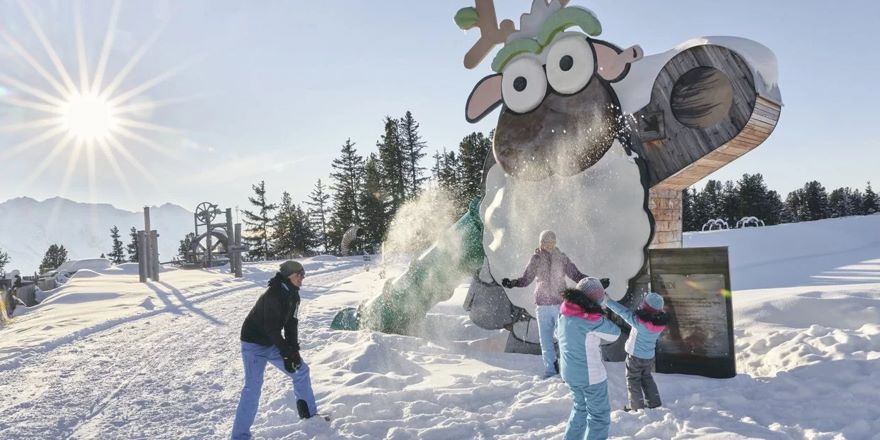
[512,248,587,305]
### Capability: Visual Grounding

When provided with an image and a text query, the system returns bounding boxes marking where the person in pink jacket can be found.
[502,230,588,377]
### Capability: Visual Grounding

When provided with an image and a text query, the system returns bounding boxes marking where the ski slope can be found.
[1,215,879,439]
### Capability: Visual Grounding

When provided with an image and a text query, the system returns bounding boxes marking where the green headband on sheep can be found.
[455,6,603,73]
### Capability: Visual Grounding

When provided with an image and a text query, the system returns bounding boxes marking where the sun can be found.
[0,0,188,201]
[61,93,118,142]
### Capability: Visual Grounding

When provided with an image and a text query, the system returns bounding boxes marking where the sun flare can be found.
[61,93,118,142]
[0,0,188,202]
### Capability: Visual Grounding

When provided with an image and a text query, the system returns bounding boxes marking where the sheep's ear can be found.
[466,74,503,123]
[594,40,643,83]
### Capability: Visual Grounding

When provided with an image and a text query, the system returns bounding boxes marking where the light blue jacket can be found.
[557,312,620,386]
[605,299,666,360]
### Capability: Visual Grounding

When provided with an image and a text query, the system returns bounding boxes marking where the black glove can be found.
[600,278,610,289]
[501,278,515,289]
[283,351,303,373]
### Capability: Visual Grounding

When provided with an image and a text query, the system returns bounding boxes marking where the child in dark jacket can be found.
[605,291,669,411]
[556,278,620,440]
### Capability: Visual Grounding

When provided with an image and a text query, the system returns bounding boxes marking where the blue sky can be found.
[0,0,877,214]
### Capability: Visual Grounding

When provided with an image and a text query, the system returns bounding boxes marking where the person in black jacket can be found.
[232,261,317,439]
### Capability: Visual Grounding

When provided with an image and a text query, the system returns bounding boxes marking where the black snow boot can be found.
[297,399,312,419]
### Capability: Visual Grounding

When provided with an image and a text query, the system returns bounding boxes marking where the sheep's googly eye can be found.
[501,57,547,114]
[546,35,594,95]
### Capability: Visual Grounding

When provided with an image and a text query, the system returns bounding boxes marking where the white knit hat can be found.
[538,230,557,245]
[575,277,605,302]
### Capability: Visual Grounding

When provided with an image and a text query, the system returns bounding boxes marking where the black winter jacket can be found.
[240,273,301,357]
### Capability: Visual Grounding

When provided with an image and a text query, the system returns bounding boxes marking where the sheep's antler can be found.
[456,0,517,69]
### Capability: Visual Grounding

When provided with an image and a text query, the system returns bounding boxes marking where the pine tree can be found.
[360,153,390,247]
[801,181,830,220]
[273,192,316,257]
[849,189,864,216]
[328,139,365,253]
[720,180,740,224]
[457,132,492,211]
[178,233,195,260]
[829,188,855,218]
[701,180,724,221]
[862,181,878,214]
[690,187,711,229]
[0,248,9,272]
[306,179,332,253]
[39,244,69,273]
[782,189,804,223]
[736,174,768,221]
[242,180,277,261]
[108,226,125,264]
[290,204,318,256]
[764,190,784,225]
[681,188,696,231]
[399,111,427,198]
[377,117,406,215]
[432,148,460,196]
[127,227,139,262]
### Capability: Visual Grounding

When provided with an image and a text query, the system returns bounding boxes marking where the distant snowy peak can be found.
[0,196,194,273]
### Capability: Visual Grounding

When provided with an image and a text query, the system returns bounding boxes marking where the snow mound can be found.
[68,269,102,280]
[686,215,880,289]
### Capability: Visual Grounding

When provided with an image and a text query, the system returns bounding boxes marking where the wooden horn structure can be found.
[630,44,782,248]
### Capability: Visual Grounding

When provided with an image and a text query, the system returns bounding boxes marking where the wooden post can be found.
[206,218,213,268]
[143,207,154,280]
[137,231,147,283]
[150,231,160,282]
[234,223,243,278]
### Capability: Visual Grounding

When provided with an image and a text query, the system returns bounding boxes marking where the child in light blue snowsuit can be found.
[605,291,668,410]
[557,278,620,440]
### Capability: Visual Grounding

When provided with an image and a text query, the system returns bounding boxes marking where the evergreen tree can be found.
[457,132,492,211]
[862,181,878,214]
[720,180,740,224]
[736,174,768,221]
[377,117,406,215]
[782,189,804,223]
[359,153,390,247]
[690,187,711,230]
[0,248,9,272]
[290,204,318,256]
[39,244,68,273]
[764,190,784,225]
[399,111,427,198]
[108,226,126,264]
[178,233,195,260]
[272,191,297,258]
[801,180,830,220]
[432,148,460,195]
[829,187,856,218]
[242,180,277,260]
[701,180,724,221]
[849,189,864,216]
[100,253,106,259]
[681,188,696,231]
[127,226,139,262]
[306,179,331,253]
[328,139,365,253]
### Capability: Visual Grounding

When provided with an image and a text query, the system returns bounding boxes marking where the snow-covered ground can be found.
[1,215,879,439]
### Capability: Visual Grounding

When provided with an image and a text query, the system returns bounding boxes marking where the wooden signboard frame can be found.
[648,247,736,378]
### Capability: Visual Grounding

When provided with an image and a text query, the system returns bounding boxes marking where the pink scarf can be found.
[560,301,602,321]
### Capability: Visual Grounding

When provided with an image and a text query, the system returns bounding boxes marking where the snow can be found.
[1,216,879,438]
